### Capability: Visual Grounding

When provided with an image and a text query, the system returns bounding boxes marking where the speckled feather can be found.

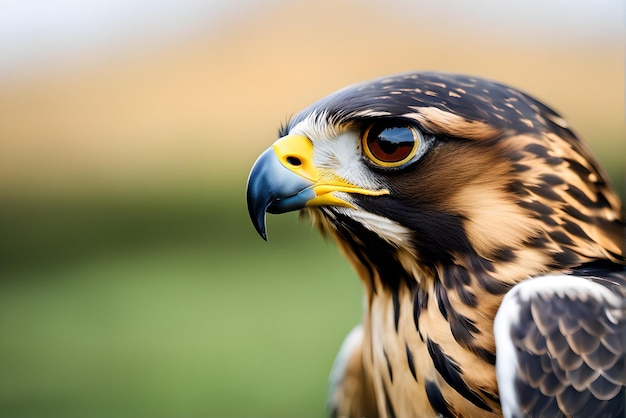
[278,72,624,417]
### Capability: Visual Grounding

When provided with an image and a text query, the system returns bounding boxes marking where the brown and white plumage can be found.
[246,72,625,417]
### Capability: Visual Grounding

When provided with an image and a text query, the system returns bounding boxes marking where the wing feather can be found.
[495,273,626,418]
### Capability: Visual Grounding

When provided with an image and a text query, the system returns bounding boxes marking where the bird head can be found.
[247,72,623,286]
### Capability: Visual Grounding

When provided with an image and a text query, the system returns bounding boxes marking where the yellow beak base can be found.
[272,134,389,207]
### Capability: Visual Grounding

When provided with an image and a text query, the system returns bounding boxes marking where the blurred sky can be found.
[0,0,624,195]
[1,0,623,77]
[1,0,622,74]
[0,0,275,76]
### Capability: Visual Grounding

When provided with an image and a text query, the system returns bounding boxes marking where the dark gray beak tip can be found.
[251,209,268,241]
[246,163,270,241]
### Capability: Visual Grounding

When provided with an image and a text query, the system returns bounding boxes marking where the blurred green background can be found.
[0,1,624,417]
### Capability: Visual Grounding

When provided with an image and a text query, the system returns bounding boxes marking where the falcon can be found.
[246,72,625,417]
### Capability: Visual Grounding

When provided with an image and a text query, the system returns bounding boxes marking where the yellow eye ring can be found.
[362,125,420,168]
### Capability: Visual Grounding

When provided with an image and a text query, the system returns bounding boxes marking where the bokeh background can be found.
[0,1,624,416]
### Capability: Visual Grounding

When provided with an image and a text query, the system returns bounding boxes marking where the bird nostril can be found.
[286,156,302,167]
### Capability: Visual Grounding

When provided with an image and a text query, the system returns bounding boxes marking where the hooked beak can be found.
[246,134,388,240]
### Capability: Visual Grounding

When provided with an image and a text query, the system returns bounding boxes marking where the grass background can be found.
[0,1,624,417]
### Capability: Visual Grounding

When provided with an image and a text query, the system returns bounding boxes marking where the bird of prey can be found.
[246,72,625,417]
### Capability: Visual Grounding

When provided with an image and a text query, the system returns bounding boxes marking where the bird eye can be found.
[362,125,420,167]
